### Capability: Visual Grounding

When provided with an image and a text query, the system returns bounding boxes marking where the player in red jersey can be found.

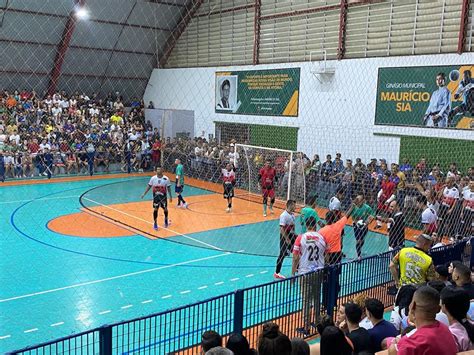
[375,171,397,229]
[222,162,236,213]
[259,159,278,217]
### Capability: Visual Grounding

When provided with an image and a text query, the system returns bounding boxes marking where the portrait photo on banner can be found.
[215,75,238,111]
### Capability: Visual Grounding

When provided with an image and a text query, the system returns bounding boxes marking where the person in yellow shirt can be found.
[110,112,123,125]
[389,234,435,288]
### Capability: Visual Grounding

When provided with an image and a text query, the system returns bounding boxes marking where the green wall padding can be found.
[249,124,298,151]
[399,136,474,173]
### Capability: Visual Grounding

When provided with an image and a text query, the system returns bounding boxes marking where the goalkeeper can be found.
[258,159,278,217]
[349,195,375,261]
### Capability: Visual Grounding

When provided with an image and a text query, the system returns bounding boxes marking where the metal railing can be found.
[10,239,471,354]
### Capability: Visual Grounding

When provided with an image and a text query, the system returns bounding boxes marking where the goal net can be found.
[233,144,306,210]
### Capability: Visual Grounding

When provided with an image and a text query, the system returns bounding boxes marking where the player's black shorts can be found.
[175,185,183,194]
[153,193,167,209]
[223,182,234,199]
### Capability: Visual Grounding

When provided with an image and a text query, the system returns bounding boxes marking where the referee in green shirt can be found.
[175,158,187,208]
[300,194,325,233]
[350,195,375,260]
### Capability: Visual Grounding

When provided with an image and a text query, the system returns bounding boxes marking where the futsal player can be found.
[350,195,375,261]
[141,167,173,230]
[222,162,236,212]
[300,194,325,233]
[375,171,396,229]
[274,199,296,279]
[259,159,277,217]
[175,158,187,208]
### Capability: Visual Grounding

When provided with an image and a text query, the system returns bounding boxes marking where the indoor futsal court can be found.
[1,172,391,351]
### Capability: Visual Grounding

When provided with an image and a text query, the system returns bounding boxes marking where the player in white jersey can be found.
[222,162,236,212]
[292,216,327,335]
[417,195,438,235]
[274,199,296,279]
[461,179,474,238]
[141,167,172,230]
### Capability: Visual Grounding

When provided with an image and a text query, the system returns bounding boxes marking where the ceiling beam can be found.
[158,0,204,68]
[47,0,85,95]
[144,0,185,7]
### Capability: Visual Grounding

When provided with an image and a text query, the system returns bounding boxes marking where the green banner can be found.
[215,68,300,117]
[375,65,474,130]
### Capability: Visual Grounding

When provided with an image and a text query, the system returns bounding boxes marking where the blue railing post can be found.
[233,290,244,334]
[99,325,112,355]
[326,265,339,317]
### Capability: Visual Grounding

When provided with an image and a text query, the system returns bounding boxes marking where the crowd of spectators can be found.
[0,89,160,180]
[199,257,474,354]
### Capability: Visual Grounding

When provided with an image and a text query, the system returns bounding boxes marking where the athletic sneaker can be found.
[182,203,188,209]
[273,273,286,279]
[374,224,382,229]
[225,207,231,213]
[263,212,267,217]
[164,220,171,228]
[295,327,310,337]
[153,222,158,231]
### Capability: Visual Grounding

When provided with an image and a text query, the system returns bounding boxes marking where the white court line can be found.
[50,322,64,327]
[214,281,224,285]
[230,278,240,282]
[0,335,11,340]
[198,285,208,290]
[141,299,153,304]
[245,274,254,278]
[161,295,172,299]
[24,328,38,333]
[180,290,191,294]
[99,310,111,315]
[0,195,79,205]
[82,197,223,251]
[0,252,230,303]
[121,305,133,309]
[260,271,268,274]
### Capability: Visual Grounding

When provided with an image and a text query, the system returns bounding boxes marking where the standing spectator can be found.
[376,200,406,250]
[201,330,222,354]
[43,147,54,179]
[344,302,372,354]
[440,287,474,352]
[292,216,327,335]
[366,298,398,352]
[375,171,396,230]
[0,150,5,182]
[461,179,474,238]
[85,139,95,176]
[416,195,438,236]
[389,234,435,288]
[399,158,412,178]
[388,286,457,355]
[329,187,345,214]
[257,323,292,355]
[151,138,161,168]
[320,154,333,199]
[438,176,460,239]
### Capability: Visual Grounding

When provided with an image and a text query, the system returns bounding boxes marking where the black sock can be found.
[178,195,186,204]
[228,202,232,208]
[164,210,168,224]
[153,210,158,223]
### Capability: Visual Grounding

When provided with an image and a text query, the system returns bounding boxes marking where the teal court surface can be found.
[0,175,390,352]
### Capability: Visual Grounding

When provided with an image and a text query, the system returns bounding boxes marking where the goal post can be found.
[233,143,306,209]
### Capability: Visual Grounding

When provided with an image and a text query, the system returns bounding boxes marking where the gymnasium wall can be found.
[144,52,473,164]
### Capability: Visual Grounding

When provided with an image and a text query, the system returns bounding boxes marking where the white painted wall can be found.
[144,53,473,163]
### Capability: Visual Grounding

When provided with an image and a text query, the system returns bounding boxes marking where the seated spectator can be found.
[390,285,416,332]
[226,333,256,355]
[365,298,398,352]
[441,287,474,351]
[452,263,474,299]
[290,338,309,355]
[435,264,451,286]
[205,346,233,355]
[320,326,353,355]
[388,285,457,355]
[201,330,222,354]
[353,294,373,330]
[257,322,291,355]
[344,302,372,354]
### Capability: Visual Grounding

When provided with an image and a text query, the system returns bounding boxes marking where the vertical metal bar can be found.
[99,326,112,355]
[412,0,419,55]
[439,0,446,53]
[337,0,348,60]
[458,0,470,54]
[253,0,261,65]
